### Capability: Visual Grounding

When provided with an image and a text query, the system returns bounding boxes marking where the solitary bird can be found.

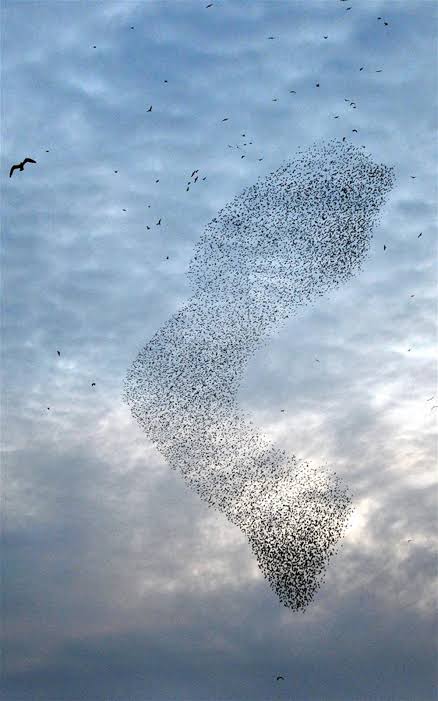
[352,128,358,132]
[376,69,383,73]
[276,676,285,681]
[147,105,152,112]
[267,36,276,39]
[383,244,387,250]
[323,35,328,39]
[411,175,416,179]
[9,158,36,178]
[316,82,320,87]
[359,66,364,71]
[289,90,296,93]
[222,117,229,121]
[156,218,161,225]
[57,350,61,357]
[91,382,96,387]
[418,232,422,238]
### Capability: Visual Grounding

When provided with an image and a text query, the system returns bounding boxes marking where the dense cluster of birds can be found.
[125,139,394,611]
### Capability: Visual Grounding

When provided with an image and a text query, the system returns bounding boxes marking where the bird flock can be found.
[8,2,429,615]
[125,139,394,611]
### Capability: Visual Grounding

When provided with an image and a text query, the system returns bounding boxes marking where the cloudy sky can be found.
[2,1,437,699]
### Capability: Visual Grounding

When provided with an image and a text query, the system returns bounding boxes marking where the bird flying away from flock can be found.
[9,158,36,178]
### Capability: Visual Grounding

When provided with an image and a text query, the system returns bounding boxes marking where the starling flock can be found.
[125,139,394,611]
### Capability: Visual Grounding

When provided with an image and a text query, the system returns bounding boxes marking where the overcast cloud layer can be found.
[1,1,437,700]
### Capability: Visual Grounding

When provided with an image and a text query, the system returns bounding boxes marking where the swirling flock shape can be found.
[124,140,394,611]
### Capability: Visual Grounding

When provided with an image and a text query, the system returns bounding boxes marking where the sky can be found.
[1,1,437,700]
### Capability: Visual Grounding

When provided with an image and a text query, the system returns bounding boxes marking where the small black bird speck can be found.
[324,35,328,39]
[156,218,161,225]
[156,179,160,183]
[147,105,152,112]
[352,129,358,133]
[316,82,320,87]
[418,232,422,238]
[383,244,387,250]
[359,67,364,71]
[289,90,296,94]
[91,382,96,387]
[276,676,285,681]
[222,117,229,121]
[9,158,36,178]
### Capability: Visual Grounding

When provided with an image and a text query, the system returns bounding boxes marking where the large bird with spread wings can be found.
[9,158,36,178]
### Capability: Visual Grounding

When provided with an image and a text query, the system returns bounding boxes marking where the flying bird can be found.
[191,170,198,177]
[418,232,422,238]
[334,115,340,119]
[222,117,229,121]
[352,128,358,132]
[383,244,387,250]
[359,66,364,71]
[147,105,152,112]
[156,218,161,225]
[426,396,435,401]
[91,382,96,387]
[411,176,416,179]
[9,158,36,178]
[57,350,61,357]
[323,35,328,39]
[289,90,296,93]
[267,36,276,39]
[376,69,383,73]
[276,676,285,681]
[316,82,320,87]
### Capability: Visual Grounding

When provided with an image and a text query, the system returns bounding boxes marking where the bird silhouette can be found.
[191,170,198,177]
[222,117,229,121]
[91,382,96,387]
[9,158,36,178]
[276,676,285,681]
[289,90,296,93]
[316,82,320,87]
[418,232,422,238]
[147,105,152,112]
[352,129,358,132]
[57,350,61,357]
[156,218,161,225]
[384,244,387,250]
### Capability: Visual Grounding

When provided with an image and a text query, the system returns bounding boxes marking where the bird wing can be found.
[23,158,36,165]
[9,164,19,177]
